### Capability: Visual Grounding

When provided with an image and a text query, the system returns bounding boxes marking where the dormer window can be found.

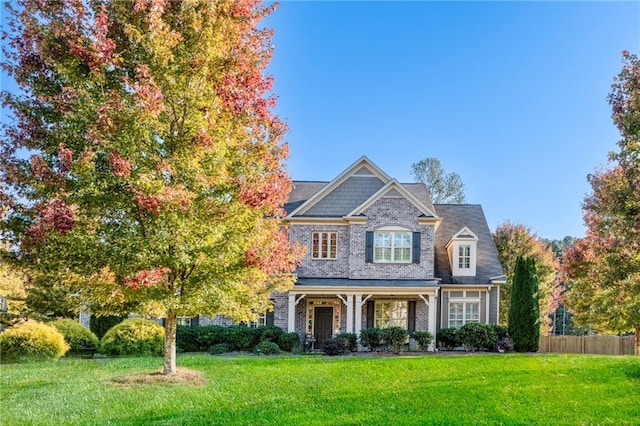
[458,245,471,269]
[446,227,478,276]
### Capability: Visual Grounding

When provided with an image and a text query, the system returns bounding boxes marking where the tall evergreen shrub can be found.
[509,256,540,352]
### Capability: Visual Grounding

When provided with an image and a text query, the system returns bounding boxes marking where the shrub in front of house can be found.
[208,343,231,355]
[50,318,99,351]
[0,320,70,363]
[98,318,164,356]
[223,325,257,351]
[381,326,409,353]
[437,328,460,350]
[458,323,498,352]
[337,332,358,352]
[490,325,514,352]
[255,325,284,345]
[177,325,226,352]
[90,315,127,340]
[322,338,347,356]
[278,332,301,352]
[495,336,515,352]
[411,331,434,351]
[360,327,382,351]
[255,340,280,355]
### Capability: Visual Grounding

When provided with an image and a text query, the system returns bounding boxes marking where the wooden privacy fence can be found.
[539,335,635,355]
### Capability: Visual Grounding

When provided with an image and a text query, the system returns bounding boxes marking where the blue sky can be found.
[1,2,638,241]
[265,1,640,240]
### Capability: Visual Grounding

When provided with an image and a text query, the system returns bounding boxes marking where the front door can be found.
[314,307,334,346]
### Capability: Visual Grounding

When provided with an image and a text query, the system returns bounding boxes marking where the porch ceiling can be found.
[293,278,440,295]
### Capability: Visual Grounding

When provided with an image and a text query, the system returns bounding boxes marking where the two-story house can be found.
[267,156,505,350]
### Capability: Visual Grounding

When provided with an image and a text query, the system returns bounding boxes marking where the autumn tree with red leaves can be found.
[564,51,640,355]
[1,0,305,373]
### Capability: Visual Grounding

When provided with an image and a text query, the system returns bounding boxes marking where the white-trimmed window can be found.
[247,312,267,328]
[312,232,337,259]
[458,245,471,269]
[374,230,411,263]
[448,302,480,328]
[375,301,408,328]
[177,316,192,327]
[446,227,478,276]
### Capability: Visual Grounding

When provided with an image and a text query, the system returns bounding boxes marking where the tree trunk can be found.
[635,325,639,356]
[163,310,177,375]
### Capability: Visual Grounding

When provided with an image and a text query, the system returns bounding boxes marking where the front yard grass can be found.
[1,353,639,425]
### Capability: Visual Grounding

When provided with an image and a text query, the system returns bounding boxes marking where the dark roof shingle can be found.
[433,204,505,285]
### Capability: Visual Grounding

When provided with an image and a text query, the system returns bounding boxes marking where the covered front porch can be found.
[285,279,440,351]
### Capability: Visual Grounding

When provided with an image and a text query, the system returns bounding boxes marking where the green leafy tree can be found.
[1,0,304,374]
[492,222,556,332]
[0,263,29,328]
[508,256,539,352]
[564,51,640,356]
[410,157,466,204]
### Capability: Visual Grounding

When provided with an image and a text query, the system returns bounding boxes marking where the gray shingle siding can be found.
[433,204,504,284]
[301,176,385,217]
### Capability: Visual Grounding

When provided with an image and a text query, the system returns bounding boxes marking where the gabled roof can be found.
[433,204,505,285]
[445,226,479,248]
[287,156,391,217]
[345,179,441,222]
[285,181,329,215]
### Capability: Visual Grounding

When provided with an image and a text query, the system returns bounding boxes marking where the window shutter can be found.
[266,310,275,326]
[408,301,416,333]
[365,231,374,263]
[366,300,375,328]
[412,232,421,263]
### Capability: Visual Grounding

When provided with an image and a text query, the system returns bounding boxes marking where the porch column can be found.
[346,294,354,333]
[486,287,491,324]
[288,294,296,333]
[495,288,500,324]
[428,293,437,351]
[354,294,363,337]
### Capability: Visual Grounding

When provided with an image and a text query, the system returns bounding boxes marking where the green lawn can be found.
[1,353,639,425]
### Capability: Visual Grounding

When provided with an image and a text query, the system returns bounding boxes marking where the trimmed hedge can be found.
[438,324,513,352]
[437,328,461,350]
[412,330,434,351]
[50,319,99,351]
[176,325,300,353]
[255,340,280,355]
[458,323,498,352]
[337,332,358,352]
[90,315,126,340]
[255,325,284,344]
[224,326,257,351]
[322,338,347,356]
[360,327,382,351]
[99,318,164,356]
[278,332,301,352]
[381,326,409,353]
[0,320,69,363]
[177,325,226,352]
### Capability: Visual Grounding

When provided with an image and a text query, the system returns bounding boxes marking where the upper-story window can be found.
[365,227,420,264]
[374,231,411,263]
[312,232,337,259]
[446,227,478,276]
[458,245,471,269]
